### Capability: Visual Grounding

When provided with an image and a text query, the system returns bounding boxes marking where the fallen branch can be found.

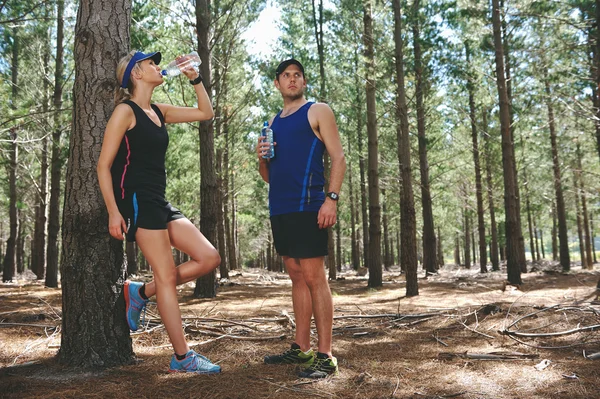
[500,323,600,338]
[0,322,58,329]
[438,351,538,361]
[583,350,600,360]
[459,321,495,339]
[432,334,448,347]
[187,328,286,341]
[335,312,444,320]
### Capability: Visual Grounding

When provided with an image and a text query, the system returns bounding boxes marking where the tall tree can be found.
[393,0,418,296]
[491,0,523,285]
[194,0,218,298]
[465,42,487,273]
[482,109,500,271]
[59,0,134,367]
[363,0,382,288]
[412,0,437,276]
[576,142,593,269]
[46,0,65,288]
[543,66,570,272]
[3,26,19,283]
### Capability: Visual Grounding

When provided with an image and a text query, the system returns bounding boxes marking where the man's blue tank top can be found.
[268,101,325,216]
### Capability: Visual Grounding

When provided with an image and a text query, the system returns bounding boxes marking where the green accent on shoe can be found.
[298,352,338,379]
[264,343,315,365]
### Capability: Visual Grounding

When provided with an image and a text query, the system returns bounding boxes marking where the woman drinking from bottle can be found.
[97,50,221,374]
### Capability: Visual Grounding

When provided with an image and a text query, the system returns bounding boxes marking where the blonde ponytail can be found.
[114,50,142,105]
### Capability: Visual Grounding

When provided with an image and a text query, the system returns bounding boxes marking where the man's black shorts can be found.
[117,191,185,242]
[270,211,328,258]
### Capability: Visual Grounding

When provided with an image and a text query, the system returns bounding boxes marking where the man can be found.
[256,59,346,378]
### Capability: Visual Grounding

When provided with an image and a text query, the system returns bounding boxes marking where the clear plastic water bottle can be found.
[161,51,202,77]
[261,121,274,159]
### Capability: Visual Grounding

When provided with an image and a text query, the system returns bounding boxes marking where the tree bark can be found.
[393,0,418,296]
[491,0,523,284]
[223,106,237,272]
[412,0,436,276]
[573,169,586,267]
[463,209,471,268]
[543,67,570,272]
[59,0,134,367]
[552,200,558,261]
[46,0,65,288]
[524,168,536,262]
[3,26,19,283]
[465,43,487,273]
[382,190,391,270]
[126,241,138,276]
[482,109,499,271]
[539,228,545,260]
[194,0,218,298]
[347,135,360,270]
[364,0,382,288]
[576,143,593,269]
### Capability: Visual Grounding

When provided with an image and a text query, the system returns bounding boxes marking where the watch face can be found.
[328,192,339,200]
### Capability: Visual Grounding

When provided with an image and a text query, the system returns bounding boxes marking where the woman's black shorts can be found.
[117,191,185,242]
[270,211,328,258]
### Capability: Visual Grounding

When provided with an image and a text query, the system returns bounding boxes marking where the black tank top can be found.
[110,100,169,200]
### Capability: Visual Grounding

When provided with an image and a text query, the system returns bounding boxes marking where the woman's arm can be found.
[156,73,214,124]
[97,103,134,240]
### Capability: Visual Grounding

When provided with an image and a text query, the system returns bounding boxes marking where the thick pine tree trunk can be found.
[413,0,436,276]
[364,0,382,288]
[357,102,369,272]
[59,0,134,367]
[492,0,523,285]
[46,0,65,288]
[544,69,570,272]
[393,0,418,296]
[195,0,218,297]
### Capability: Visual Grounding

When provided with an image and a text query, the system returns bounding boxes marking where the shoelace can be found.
[307,357,327,371]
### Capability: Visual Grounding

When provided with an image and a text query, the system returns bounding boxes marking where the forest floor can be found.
[1,262,599,399]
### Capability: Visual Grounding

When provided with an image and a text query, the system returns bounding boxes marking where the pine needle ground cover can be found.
[1,264,599,399]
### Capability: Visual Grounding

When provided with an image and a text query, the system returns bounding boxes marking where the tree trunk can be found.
[224,107,237,272]
[595,0,600,161]
[336,222,342,272]
[194,0,218,298]
[543,67,570,272]
[364,0,382,288]
[534,224,541,261]
[540,228,546,260]
[382,190,391,271]
[347,135,360,270]
[463,209,471,268]
[412,0,436,276]
[492,0,523,284]
[454,232,461,266]
[573,169,586,267]
[46,0,65,288]
[126,241,138,276]
[214,97,228,280]
[524,169,536,262]
[552,201,558,261]
[482,109,499,271]
[393,0,418,296]
[59,0,134,367]
[437,226,444,268]
[466,43,487,273]
[577,143,593,269]
[16,212,25,274]
[591,218,597,264]
[32,27,51,280]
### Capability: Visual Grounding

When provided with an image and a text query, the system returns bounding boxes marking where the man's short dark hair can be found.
[275,59,305,79]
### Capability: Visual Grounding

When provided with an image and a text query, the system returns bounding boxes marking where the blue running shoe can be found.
[169,350,221,374]
[124,281,148,331]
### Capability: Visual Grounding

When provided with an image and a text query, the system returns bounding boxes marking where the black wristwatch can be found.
[326,192,339,201]
[189,74,203,86]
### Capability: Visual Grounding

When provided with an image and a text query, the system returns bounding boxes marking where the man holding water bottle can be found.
[256,59,346,378]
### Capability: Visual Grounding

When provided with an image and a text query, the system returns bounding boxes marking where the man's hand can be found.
[317,198,337,229]
[256,135,276,160]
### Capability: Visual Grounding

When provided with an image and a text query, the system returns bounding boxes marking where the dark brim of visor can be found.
[120,51,162,88]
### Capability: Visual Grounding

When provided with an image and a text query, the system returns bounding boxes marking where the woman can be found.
[97,50,221,374]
